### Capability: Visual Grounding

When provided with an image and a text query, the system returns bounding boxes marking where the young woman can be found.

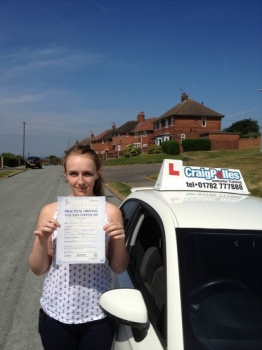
[29,144,130,350]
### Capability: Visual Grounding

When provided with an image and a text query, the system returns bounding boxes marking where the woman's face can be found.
[64,153,100,196]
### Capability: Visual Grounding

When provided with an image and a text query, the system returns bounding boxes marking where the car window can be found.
[177,228,262,350]
[120,200,139,240]
[126,205,167,347]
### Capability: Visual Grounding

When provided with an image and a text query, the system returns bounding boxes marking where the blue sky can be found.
[0,0,261,158]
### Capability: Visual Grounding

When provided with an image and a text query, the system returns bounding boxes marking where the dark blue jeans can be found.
[38,309,116,350]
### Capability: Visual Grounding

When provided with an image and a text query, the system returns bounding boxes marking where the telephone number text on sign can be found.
[186,182,244,191]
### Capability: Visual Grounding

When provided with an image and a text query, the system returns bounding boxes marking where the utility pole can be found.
[23,122,25,161]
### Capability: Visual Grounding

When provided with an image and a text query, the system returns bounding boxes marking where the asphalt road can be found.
[0,163,160,350]
[102,163,161,188]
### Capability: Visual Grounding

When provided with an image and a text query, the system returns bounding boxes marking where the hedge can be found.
[182,138,211,152]
[161,140,180,155]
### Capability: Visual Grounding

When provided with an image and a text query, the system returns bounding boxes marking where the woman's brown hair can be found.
[64,144,104,196]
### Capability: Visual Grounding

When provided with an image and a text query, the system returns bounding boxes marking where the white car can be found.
[100,160,262,350]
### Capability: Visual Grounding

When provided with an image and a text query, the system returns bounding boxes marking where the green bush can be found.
[124,144,141,157]
[182,138,211,152]
[161,140,180,155]
[0,152,19,167]
[147,145,162,154]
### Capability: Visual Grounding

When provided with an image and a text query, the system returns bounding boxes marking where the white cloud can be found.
[0,94,43,105]
[0,47,104,79]
[226,108,261,118]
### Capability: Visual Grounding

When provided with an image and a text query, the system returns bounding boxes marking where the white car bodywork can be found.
[100,160,262,350]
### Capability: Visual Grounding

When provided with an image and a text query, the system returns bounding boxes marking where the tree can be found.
[223,118,260,136]
[48,155,60,164]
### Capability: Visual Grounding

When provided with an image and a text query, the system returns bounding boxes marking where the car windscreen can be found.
[176,229,262,350]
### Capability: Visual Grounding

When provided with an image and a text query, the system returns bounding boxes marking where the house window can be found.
[181,133,185,144]
[134,132,139,138]
[164,135,169,141]
[171,117,174,126]
[102,140,104,144]
[133,143,140,149]
[202,117,206,127]
[165,119,168,128]
[142,131,147,137]
[126,132,129,136]
[157,122,161,130]
[118,133,121,137]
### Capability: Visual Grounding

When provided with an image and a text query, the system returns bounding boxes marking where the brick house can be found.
[153,92,224,145]
[69,93,260,155]
[131,114,157,152]
[110,112,156,154]
[80,112,157,156]
[111,120,138,154]
[91,127,116,155]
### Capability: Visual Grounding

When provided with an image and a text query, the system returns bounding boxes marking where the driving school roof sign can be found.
[154,159,250,195]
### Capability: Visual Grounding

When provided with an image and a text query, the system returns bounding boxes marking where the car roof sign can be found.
[153,159,250,195]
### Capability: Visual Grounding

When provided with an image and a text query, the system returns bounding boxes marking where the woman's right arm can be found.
[28,202,60,276]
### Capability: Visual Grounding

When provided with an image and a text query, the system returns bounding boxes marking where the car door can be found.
[112,199,167,350]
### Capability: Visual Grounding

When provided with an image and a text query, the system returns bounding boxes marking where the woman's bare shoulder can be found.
[40,201,57,216]
[106,202,120,214]
[106,202,122,221]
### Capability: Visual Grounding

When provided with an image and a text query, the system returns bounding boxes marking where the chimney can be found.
[112,122,116,130]
[137,111,145,124]
[181,92,189,102]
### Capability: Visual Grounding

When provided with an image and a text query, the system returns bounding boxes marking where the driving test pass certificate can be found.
[56,196,106,264]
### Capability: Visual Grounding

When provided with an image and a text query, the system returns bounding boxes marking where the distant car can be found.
[25,156,42,169]
[99,159,262,350]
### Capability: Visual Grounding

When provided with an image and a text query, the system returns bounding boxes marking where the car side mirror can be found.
[99,288,148,342]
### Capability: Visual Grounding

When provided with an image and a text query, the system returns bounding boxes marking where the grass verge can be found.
[0,170,24,179]
[102,153,189,166]
[106,182,132,200]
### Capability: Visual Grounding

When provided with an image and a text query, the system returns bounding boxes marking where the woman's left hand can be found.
[103,222,125,241]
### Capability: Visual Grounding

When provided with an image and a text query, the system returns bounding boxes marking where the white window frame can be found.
[142,131,147,137]
[202,117,207,127]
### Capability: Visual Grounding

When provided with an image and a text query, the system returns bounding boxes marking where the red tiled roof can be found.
[92,129,111,142]
[132,117,157,132]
